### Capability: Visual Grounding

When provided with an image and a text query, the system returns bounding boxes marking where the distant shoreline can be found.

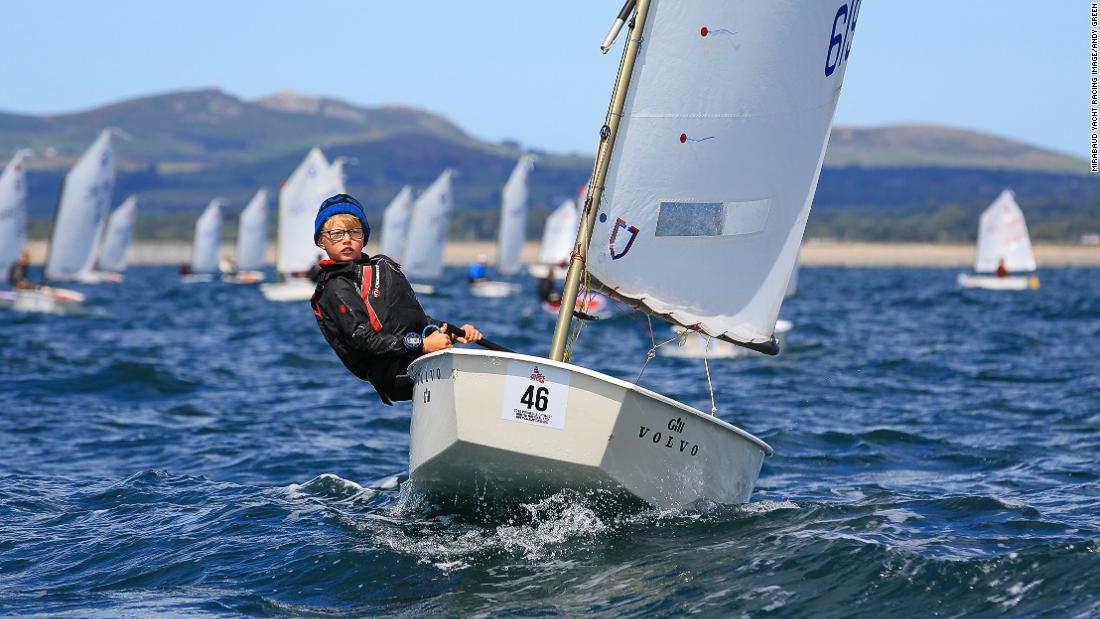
[21,240,1100,267]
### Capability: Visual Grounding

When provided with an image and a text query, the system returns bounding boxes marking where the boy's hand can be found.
[454,324,482,344]
[422,325,454,353]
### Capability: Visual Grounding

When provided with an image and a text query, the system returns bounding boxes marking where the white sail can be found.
[495,155,534,275]
[276,148,345,276]
[785,257,799,299]
[379,185,413,260]
[96,196,138,273]
[586,0,856,347]
[45,130,116,280]
[0,150,31,284]
[190,200,222,274]
[537,198,580,266]
[974,189,1036,273]
[235,189,268,271]
[403,170,454,281]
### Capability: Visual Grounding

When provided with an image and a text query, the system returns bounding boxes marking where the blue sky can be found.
[3,1,1085,157]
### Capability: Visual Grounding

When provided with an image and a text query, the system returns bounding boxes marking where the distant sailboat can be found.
[182,200,222,283]
[92,196,138,282]
[260,148,345,301]
[529,197,580,279]
[471,155,534,298]
[957,189,1040,290]
[0,149,85,313]
[406,0,857,510]
[403,169,454,295]
[225,189,268,284]
[0,150,32,285]
[379,185,413,260]
[44,130,116,283]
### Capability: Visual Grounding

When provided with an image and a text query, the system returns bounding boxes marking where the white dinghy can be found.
[182,200,222,283]
[470,156,534,298]
[378,185,413,261]
[529,195,581,279]
[0,150,85,314]
[407,0,858,510]
[91,196,138,283]
[957,189,1040,291]
[225,189,268,284]
[44,130,118,284]
[402,170,454,296]
[260,149,345,301]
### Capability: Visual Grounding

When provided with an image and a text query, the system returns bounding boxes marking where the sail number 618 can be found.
[824,0,860,77]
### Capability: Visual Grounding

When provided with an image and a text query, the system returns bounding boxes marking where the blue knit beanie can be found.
[315,194,370,243]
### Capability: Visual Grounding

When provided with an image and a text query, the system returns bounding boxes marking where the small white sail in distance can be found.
[379,185,413,260]
[96,196,138,273]
[538,198,580,267]
[191,200,222,274]
[45,130,116,280]
[403,170,454,281]
[495,155,534,275]
[236,189,269,271]
[586,1,857,350]
[974,189,1036,273]
[276,148,345,277]
[0,149,32,284]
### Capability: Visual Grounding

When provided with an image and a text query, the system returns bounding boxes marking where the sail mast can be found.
[549,0,652,362]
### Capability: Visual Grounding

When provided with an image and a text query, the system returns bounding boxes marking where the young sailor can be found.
[310,194,482,404]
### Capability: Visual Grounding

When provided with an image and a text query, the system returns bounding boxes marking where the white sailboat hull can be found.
[0,287,84,314]
[957,273,1039,291]
[259,279,315,301]
[407,349,772,511]
[469,280,521,298]
[223,270,266,285]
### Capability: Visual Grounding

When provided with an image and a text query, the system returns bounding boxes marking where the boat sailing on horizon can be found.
[224,189,269,284]
[405,0,860,510]
[956,189,1040,291]
[469,155,534,299]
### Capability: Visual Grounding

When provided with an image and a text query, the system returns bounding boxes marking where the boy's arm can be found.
[318,279,406,357]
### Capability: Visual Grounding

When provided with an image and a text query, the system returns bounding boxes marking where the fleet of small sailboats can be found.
[407,0,857,509]
[378,185,413,261]
[957,189,1040,291]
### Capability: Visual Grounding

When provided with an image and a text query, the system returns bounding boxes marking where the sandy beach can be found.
[21,240,1100,267]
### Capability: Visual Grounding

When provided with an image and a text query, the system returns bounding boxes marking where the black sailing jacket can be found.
[310,254,440,405]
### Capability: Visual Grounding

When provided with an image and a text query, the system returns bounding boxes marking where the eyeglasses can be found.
[321,228,365,242]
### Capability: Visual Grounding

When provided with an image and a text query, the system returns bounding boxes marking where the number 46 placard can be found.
[500,361,571,429]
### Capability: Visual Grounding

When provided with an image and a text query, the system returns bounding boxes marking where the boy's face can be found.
[317,225,365,262]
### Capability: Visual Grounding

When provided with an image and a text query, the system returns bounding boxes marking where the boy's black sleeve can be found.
[316,279,405,357]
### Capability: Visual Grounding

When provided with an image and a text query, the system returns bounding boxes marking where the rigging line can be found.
[635,314,681,383]
[704,338,718,415]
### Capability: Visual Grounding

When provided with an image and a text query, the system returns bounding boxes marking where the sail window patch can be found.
[655,199,771,237]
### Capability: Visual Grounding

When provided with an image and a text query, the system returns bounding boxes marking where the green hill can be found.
[5,88,1098,242]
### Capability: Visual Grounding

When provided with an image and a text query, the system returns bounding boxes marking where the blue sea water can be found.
[1,265,1098,617]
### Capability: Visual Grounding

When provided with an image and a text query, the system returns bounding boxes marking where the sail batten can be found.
[586,0,857,346]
